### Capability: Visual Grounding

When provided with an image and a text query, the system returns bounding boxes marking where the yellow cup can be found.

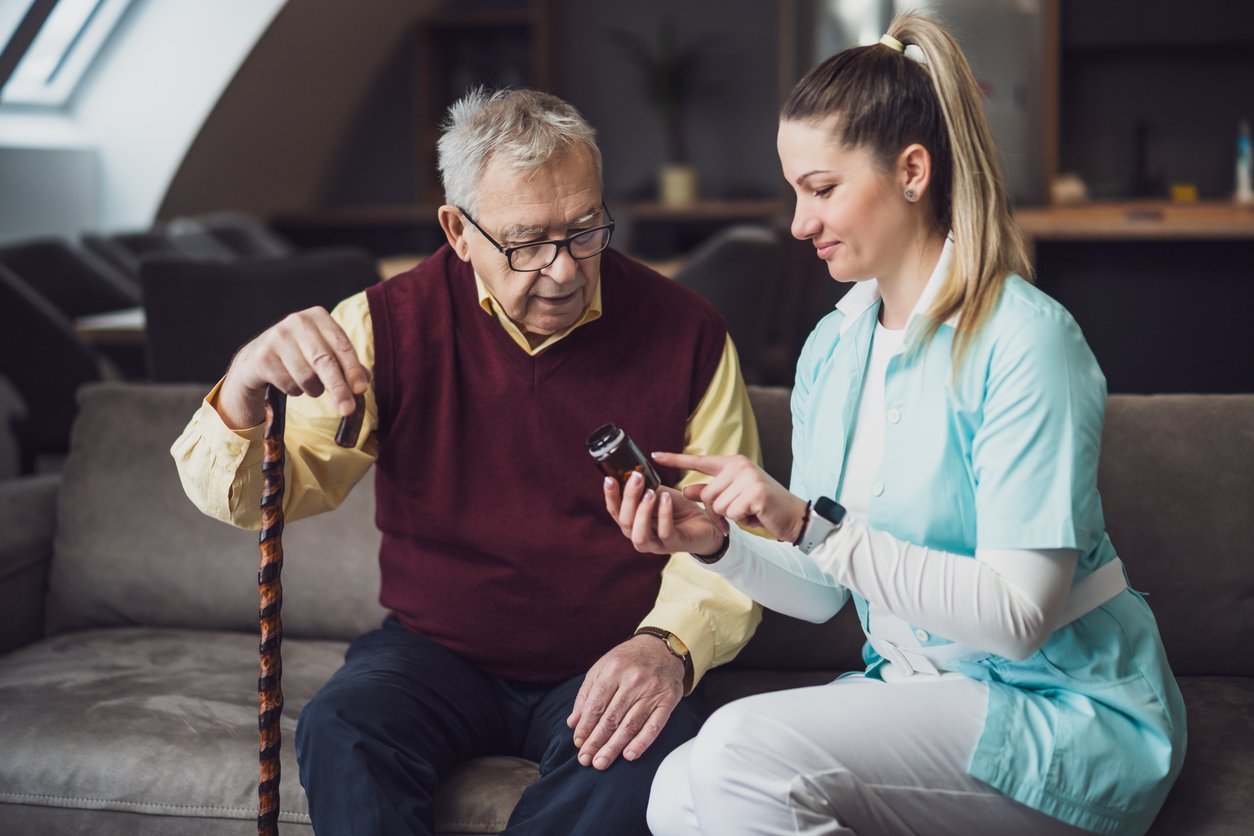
[1170,183,1198,203]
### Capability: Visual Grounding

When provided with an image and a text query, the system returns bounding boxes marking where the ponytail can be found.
[783,11,1030,366]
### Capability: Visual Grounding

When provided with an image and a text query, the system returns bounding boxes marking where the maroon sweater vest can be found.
[365,245,727,683]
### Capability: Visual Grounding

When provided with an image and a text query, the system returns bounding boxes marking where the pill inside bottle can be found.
[586,423,662,492]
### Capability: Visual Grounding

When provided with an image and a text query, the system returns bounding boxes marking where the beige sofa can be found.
[0,383,1250,834]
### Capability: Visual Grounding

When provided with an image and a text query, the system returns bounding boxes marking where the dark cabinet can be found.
[413,2,557,203]
[1056,0,1254,201]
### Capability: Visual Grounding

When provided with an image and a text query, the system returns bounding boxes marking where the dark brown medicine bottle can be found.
[586,423,661,491]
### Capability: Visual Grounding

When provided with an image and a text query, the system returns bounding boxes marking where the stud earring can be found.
[904,188,918,202]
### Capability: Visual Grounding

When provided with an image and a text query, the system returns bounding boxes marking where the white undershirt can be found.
[838,322,904,517]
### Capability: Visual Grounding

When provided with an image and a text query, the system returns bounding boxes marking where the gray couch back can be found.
[46,383,385,640]
[45,384,1254,680]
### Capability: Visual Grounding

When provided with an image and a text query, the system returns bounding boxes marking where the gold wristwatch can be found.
[635,626,694,692]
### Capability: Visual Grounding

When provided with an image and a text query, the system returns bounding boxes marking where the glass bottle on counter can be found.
[1237,118,1253,206]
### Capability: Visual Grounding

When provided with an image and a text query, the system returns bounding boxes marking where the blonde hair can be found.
[782,11,1030,365]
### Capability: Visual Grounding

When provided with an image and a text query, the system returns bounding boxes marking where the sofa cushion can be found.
[46,383,385,640]
[745,384,791,486]
[436,757,538,834]
[1144,676,1254,835]
[0,628,533,835]
[0,474,58,655]
[1100,395,1254,676]
[0,628,336,829]
[722,606,865,673]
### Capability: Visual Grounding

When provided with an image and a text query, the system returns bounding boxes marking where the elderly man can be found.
[172,88,761,835]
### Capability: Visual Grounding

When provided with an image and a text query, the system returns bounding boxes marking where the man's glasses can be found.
[459,205,615,272]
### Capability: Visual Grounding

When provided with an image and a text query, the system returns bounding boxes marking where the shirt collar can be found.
[472,271,603,356]
[835,234,957,336]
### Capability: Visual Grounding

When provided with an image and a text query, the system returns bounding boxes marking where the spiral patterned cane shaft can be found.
[258,386,286,836]
[257,389,364,835]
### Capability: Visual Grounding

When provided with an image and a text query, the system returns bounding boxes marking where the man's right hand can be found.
[216,306,371,430]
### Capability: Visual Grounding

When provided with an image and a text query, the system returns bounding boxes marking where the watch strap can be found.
[635,626,694,692]
[797,496,847,555]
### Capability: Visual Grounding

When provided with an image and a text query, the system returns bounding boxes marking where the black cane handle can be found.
[258,387,364,835]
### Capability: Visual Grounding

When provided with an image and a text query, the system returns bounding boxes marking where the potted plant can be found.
[608,17,706,206]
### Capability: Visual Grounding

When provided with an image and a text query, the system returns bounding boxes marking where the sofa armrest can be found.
[0,474,59,655]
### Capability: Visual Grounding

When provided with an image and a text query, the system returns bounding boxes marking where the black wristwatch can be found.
[795,496,847,555]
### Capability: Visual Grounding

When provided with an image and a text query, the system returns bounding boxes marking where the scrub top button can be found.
[914,628,930,642]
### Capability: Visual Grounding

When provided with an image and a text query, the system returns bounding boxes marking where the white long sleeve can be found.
[704,525,849,623]
[704,521,1077,660]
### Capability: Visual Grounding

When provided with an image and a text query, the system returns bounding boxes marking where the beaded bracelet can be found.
[791,500,813,547]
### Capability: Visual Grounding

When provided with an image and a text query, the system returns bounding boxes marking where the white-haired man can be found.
[173,88,762,835]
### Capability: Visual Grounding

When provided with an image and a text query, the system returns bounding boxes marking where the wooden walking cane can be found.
[258,385,365,835]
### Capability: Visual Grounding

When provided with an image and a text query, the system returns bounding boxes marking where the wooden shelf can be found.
[1015,201,1254,241]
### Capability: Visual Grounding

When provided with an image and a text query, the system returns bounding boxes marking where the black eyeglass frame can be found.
[457,204,616,272]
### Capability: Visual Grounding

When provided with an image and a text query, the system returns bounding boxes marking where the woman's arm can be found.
[699,523,850,623]
[630,453,1079,658]
[808,520,1077,659]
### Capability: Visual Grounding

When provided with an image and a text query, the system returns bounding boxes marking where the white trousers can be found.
[649,674,1090,836]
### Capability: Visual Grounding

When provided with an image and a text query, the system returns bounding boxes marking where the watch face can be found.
[665,634,686,657]
[814,496,847,525]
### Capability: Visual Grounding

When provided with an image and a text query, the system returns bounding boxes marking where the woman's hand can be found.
[604,472,726,557]
[654,452,810,544]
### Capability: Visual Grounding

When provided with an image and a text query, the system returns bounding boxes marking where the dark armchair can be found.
[139,247,380,383]
[0,236,139,319]
[669,223,846,386]
[0,265,115,473]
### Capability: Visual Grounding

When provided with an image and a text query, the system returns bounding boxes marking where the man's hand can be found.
[566,635,685,770]
[605,472,726,557]
[216,306,370,429]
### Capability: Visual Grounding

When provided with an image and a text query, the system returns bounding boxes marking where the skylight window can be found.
[0,2,38,55]
[1,0,132,107]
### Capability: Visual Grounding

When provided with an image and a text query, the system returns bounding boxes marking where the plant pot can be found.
[658,163,699,207]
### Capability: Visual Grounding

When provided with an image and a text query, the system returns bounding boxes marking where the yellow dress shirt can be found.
[172,272,763,690]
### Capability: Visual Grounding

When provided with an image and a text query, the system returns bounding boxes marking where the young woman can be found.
[606,11,1185,836]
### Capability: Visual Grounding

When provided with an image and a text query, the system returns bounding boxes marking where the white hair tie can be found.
[879,34,905,53]
[880,33,927,65]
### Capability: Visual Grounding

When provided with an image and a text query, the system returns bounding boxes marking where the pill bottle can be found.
[586,423,661,491]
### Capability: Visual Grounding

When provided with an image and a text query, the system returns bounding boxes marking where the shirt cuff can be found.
[195,383,267,520]
[200,391,265,465]
[638,592,717,695]
[690,524,753,576]
[203,378,266,443]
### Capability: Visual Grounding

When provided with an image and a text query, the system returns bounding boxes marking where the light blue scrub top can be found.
[790,248,1186,835]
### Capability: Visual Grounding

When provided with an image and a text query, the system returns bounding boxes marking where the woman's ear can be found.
[898,143,933,202]
[438,205,473,262]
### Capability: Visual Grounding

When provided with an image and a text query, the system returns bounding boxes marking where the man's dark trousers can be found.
[296,618,706,835]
